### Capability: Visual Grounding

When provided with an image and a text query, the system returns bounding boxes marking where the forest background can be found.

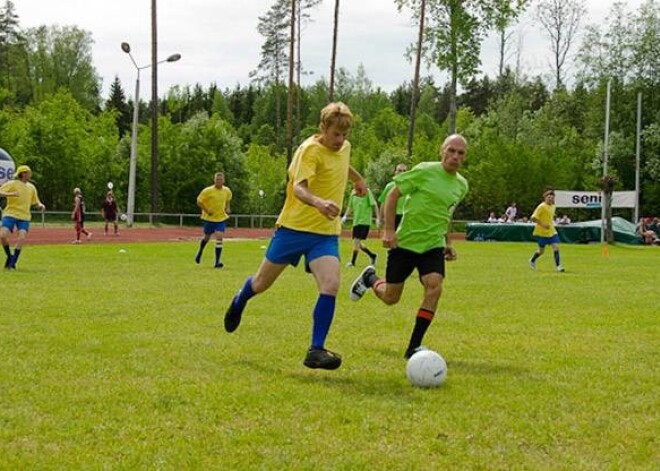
[0,0,658,222]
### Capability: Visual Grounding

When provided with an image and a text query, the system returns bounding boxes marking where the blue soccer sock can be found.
[3,244,10,258]
[233,276,255,310]
[554,250,561,266]
[215,242,223,265]
[11,248,21,267]
[311,294,336,349]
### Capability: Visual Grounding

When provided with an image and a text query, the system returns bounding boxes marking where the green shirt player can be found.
[350,134,469,359]
[378,163,408,229]
[341,188,379,268]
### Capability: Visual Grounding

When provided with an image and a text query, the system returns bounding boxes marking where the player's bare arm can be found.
[294,180,340,220]
[445,222,457,261]
[348,166,367,196]
[382,186,400,248]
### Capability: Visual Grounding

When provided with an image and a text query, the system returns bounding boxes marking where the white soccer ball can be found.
[120,213,128,222]
[406,349,447,388]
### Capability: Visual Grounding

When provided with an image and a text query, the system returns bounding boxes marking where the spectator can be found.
[558,214,571,225]
[487,211,498,223]
[504,202,517,223]
[637,217,658,245]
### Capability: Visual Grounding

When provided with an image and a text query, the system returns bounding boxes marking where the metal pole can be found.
[151,0,159,219]
[634,92,642,224]
[601,79,611,244]
[127,70,140,227]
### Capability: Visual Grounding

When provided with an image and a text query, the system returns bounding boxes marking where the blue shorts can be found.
[202,220,227,235]
[266,227,339,270]
[1,216,30,232]
[537,234,560,247]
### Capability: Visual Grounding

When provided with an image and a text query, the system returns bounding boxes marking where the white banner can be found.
[554,190,637,208]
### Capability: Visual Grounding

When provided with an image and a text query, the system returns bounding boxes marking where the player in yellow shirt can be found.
[0,165,45,269]
[195,172,232,268]
[223,102,366,370]
[529,189,565,272]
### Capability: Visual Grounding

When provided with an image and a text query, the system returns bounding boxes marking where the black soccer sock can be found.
[351,250,358,265]
[530,252,541,262]
[408,308,435,350]
[361,247,375,258]
[3,244,10,258]
[215,242,223,265]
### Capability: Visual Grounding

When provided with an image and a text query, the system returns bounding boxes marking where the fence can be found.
[35,211,469,233]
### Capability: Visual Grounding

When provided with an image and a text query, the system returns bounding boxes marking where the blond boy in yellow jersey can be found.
[224,102,366,371]
[0,165,45,269]
[529,189,565,272]
[195,172,232,268]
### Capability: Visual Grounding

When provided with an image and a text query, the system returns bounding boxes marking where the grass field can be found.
[1,240,658,469]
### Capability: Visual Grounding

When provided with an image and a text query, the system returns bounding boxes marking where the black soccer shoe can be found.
[404,345,428,360]
[303,348,342,370]
[224,300,244,333]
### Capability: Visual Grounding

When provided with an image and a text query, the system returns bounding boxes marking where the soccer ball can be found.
[406,350,447,388]
[120,213,128,222]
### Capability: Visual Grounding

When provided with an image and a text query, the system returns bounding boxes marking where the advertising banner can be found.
[554,190,636,209]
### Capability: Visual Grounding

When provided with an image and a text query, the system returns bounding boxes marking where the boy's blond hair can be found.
[319,102,353,133]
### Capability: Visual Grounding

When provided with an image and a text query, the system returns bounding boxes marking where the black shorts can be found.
[385,247,445,284]
[352,225,370,240]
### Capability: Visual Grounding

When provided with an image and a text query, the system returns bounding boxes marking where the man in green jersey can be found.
[349,134,469,359]
[341,187,379,267]
[378,163,407,229]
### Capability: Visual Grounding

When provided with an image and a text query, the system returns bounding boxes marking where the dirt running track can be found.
[26,226,275,246]
[26,226,465,246]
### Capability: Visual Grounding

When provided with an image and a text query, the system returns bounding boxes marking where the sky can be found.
[14,0,645,100]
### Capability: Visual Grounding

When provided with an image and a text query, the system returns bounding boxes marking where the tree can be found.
[0,0,29,105]
[396,0,499,134]
[24,25,101,111]
[535,0,586,90]
[105,76,131,137]
[252,0,290,147]
[329,0,340,101]
[483,0,529,77]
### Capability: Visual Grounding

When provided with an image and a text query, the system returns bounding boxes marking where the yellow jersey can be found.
[531,202,557,237]
[0,180,42,221]
[276,135,351,235]
[197,185,232,222]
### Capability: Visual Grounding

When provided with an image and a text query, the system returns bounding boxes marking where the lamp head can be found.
[121,42,131,53]
[166,53,182,62]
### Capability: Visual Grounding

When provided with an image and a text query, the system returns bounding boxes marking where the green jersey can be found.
[394,162,468,253]
[379,181,406,215]
[348,189,377,226]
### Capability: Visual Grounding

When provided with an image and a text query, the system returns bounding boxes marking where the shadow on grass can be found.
[239,358,422,399]
[448,359,531,376]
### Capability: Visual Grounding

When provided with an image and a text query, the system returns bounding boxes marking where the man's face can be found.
[441,138,467,174]
[214,174,225,187]
[545,193,555,204]
[320,123,349,152]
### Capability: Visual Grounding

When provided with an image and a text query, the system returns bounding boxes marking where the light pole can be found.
[121,41,180,226]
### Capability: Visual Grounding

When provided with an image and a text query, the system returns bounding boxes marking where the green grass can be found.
[1,240,658,470]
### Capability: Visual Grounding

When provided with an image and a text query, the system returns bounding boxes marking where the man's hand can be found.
[382,229,397,249]
[317,199,340,220]
[341,215,348,225]
[444,246,457,261]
